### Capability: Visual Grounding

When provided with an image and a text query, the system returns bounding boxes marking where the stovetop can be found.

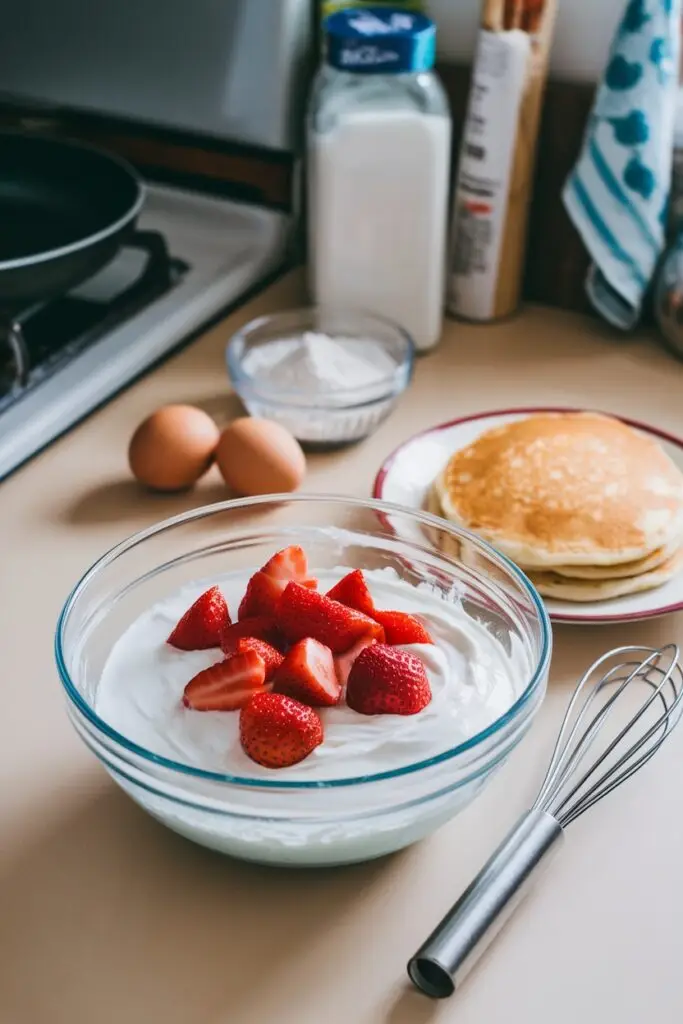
[0,231,189,406]
[0,183,289,480]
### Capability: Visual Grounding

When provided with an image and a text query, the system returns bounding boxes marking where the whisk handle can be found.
[407,809,564,998]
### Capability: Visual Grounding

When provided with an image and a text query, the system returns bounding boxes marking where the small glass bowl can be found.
[225,307,414,448]
[56,495,551,869]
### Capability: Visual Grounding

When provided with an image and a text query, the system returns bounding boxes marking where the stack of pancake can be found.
[429,412,683,602]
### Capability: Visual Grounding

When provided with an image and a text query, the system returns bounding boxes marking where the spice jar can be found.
[307,7,452,352]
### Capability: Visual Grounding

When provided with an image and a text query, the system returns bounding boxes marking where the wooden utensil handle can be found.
[483,0,506,31]
[489,0,548,33]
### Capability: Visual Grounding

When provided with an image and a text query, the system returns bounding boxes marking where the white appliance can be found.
[0,0,312,480]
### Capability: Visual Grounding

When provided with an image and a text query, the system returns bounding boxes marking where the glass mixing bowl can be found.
[55,495,551,867]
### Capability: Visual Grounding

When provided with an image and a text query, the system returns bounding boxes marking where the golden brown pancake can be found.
[544,538,680,580]
[529,548,683,602]
[435,413,683,569]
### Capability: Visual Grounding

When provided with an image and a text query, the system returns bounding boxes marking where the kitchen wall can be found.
[428,0,623,82]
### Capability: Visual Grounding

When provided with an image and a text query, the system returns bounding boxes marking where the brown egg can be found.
[215,418,306,496]
[128,404,220,492]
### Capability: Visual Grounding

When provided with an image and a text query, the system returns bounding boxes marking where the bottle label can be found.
[337,45,402,69]
[448,30,531,320]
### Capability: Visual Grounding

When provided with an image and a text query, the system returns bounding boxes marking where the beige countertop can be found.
[2,269,683,1024]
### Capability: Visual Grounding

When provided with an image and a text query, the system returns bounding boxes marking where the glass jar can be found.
[307,8,452,352]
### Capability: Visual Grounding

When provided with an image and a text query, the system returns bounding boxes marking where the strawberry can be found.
[240,692,323,768]
[346,643,432,716]
[238,571,283,619]
[167,586,230,650]
[274,638,341,707]
[219,616,282,655]
[238,546,317,620]
[182,650,266,711]
[374,610,434,646]
[262,545,310,582]
[326,571,434,646]
[334,636,376,688]
[279,581,385,654]
[236,637,284,680]
[326,569,376,617]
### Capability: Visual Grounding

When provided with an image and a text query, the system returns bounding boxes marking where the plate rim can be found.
[373,405,683,625]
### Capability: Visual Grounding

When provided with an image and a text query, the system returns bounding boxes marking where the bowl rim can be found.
[225,306,415,409]
[55,493,552,790]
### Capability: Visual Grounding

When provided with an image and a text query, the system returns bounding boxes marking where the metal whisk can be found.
[408,644,683,999]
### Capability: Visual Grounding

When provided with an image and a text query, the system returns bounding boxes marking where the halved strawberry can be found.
[334,636,377,688]
[346,643,432,716]
[326,569,376,617]
[326,572,434,646]
[238,546,317,620]
[240,692,323,768]
[238,571,283,619]
[219,616,282,655]
[182,650,266,711]
[375,610,434,645]
[236,637,284,680]
[279,582,385,654]
[262,545,309,581]
[274,637,341,707]
[167,586,230,651]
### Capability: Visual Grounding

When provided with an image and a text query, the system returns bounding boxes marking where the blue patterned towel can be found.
[563,0,681,329]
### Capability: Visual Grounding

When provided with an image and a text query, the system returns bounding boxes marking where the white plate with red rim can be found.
[373,407,683,625]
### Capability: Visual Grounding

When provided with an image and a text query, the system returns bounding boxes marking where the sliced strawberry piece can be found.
[182,650,267,711]
[219,616,282,655]
[167,586,230,651]
[374,610,434,645]
[237,546,318,621]
[326,572,434,645]
[240,692,323,769]
[238,571,283,619]
[326,569,376,617]
[346,643,432,716]
[334,636,377,688]
[274,637,341,707]
[262,545,310,581]
[279,582,385,654]
[236,637,284,680]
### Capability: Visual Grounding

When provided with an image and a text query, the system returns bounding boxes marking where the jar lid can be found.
[324,7,436,75]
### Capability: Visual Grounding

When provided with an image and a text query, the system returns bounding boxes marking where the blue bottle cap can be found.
[324,7,436,75]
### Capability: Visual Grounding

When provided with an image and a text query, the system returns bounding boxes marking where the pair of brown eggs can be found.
[128,405,306,495]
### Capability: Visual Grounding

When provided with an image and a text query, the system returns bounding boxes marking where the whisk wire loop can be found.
[533,645,683,828]
[533,651,652,811]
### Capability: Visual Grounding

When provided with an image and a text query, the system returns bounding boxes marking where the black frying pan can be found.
[0,130,144,303]
[0,131,144,386]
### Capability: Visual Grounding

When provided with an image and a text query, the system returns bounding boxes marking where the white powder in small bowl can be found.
[241,331,399,404]
[233,329,412,446]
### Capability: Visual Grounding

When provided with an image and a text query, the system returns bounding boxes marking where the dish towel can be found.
[563,0,681,329]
